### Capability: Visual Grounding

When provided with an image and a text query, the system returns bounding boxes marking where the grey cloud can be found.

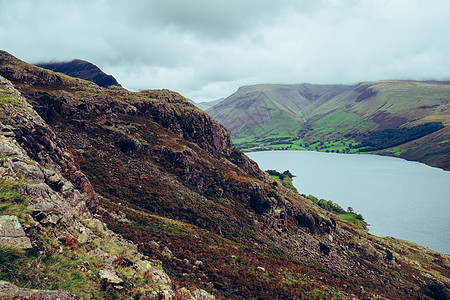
[1,0,450,102]
[115,0,318,39]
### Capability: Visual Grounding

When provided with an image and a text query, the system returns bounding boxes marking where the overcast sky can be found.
[1,0,450,101]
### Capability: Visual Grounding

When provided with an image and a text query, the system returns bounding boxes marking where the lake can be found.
[246,151,450,254]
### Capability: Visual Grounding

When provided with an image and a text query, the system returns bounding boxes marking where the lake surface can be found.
[247,151,450,254]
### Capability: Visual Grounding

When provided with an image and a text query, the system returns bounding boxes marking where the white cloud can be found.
[1,0,449,101]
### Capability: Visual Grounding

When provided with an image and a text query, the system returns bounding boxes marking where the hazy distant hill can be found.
[36,59,121,88]
[207,81,450,170]
[190,97,224,110]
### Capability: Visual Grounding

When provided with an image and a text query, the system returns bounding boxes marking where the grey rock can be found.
[77,227,90,244]
[29,201,63,225]
[0,135,28,158]
[162,246,173,258]
[88,247,109,261]
[99,269,124,287]
[0,124,14,137]
[0,236,32,250]
[145,269,172,286]
[194,260,203,266]
[24,183,59,203]
[135,259,157,274]
[84,218,106,233]
[12,160,44,183]
[190,289,216,300]
[0,215,32,250]
[149,240,160,249]
[0,280,81,299]
[44,169,64,192]
[0,215,25,237]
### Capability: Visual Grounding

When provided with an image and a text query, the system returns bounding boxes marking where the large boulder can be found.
[0,280,80,299]
[0,215,32,250]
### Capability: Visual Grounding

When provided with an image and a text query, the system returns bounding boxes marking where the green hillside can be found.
[207,81,450,170]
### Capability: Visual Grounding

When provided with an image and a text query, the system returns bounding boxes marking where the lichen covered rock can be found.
[0,280,80,299]
[0,215,32,250]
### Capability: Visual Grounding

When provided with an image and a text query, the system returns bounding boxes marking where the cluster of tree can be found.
[356,122,444,152]
[303,194,346,214]
[267,170,298,192]
[266,169,295,180]
[324,149,350,153]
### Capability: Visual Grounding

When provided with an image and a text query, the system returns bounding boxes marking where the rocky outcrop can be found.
[0,74,186,299]
[0,281,81,300]
[0,74,97,212]
[138,89,233,156]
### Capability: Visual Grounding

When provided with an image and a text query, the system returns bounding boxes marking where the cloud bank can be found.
[1,0,450,101]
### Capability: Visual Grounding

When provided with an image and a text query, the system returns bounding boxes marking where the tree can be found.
[282,170,294,179]
[347,207,354,213]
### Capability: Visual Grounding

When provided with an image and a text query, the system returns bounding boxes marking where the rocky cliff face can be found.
[0,51,449,299]
[0,73,214,299]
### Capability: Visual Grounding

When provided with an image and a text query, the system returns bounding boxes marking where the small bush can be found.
[282,170,294,179]
[113,251,133,267]
[117,138,137,152]
[296,214,315,233]
[385,249,393,261]
[64,233,78,249]
[424,281,449,300]
[319,242,330,256]
[249,192,271,214]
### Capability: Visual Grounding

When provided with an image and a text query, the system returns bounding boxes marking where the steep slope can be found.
[1,51,449,299]
[0,74,179,299]
[207,81,450,170]
[36,59,121,88]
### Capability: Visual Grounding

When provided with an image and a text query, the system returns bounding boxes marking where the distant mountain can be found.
[188,97,225,110]
[35,59,121,88]
[207,81,450,170]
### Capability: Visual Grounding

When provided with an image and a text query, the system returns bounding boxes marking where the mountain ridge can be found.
[35,59,121,88]
[1,51,449,299]
[207,81,450,170]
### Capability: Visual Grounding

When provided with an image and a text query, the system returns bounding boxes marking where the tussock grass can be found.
[0,87,17,104]
[0,178,30,224]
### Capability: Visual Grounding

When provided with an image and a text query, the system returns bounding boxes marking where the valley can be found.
[207,81,450,170]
